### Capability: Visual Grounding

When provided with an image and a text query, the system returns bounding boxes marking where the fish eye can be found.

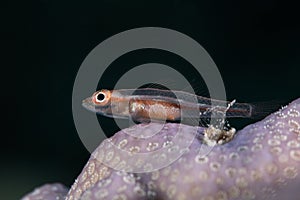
[96,92,106,102]
[92,90,111,105]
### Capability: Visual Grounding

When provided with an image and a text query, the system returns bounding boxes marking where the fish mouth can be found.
[82,97,96,112]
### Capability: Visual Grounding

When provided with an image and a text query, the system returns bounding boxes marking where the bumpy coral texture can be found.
[21,183,68,200]
[22,99,300,200]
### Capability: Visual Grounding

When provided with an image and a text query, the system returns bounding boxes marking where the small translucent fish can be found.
[82,88,259,123]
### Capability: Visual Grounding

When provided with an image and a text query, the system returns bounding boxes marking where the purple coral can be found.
[22,99,300,200]
[21,183,68,200]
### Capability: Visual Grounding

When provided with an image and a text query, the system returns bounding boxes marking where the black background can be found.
[2,0,299,199]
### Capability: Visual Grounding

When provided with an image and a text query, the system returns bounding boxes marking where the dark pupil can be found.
[97,93,105,101]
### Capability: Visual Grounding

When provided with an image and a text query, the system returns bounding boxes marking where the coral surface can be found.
[22,98,300,200]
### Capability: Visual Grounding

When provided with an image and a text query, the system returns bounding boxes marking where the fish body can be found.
[82,88,253,123]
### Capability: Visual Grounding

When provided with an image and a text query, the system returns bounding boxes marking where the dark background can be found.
[2,0,299,199]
